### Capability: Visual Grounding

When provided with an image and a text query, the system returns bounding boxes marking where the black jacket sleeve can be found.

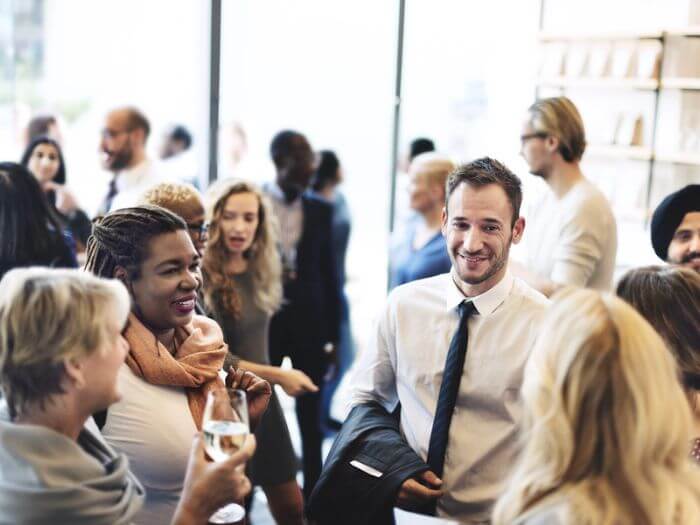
[308,401,428,525]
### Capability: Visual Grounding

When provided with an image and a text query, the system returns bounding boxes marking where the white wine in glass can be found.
[202,388,250,524]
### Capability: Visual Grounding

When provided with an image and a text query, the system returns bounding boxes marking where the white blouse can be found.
[101,364,197,525]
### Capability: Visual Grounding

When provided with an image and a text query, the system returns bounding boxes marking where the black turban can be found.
[650,184,700,260]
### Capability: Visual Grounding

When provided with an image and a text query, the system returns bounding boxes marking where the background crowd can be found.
[0,94,698,525]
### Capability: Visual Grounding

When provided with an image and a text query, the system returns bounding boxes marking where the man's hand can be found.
[226,367,272,431]
[172,432,256,525]
[396,470,444,511]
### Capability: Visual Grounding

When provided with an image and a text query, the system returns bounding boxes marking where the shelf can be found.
[539,30,663,42]
[661,77,700,90]
[655,151,700,166]
[538,76,659,90]
[665,26,700,37]
[587,145,653,161]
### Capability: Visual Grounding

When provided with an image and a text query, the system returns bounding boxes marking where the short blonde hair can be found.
[409,152,455,195]
[0,268,130,418]
[493,289,700,524]
[528,96,586,162]
[140,182,204,219]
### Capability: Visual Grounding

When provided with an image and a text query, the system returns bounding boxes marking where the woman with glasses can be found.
[141,182,208,255]
[202,179,309,525]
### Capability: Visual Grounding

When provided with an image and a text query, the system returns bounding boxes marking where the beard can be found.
[452,234,512,286]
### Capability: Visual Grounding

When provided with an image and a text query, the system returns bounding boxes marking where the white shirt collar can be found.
[445,269,514,316]
[116,158,151,192]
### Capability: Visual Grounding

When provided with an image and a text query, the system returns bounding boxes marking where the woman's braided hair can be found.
[85,205,187,280]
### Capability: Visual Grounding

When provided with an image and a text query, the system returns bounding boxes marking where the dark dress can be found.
[210,270,298,486]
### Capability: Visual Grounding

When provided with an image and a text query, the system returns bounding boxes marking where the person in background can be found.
[203,179,307,524]
[650,184,700,273]
[84,205,271,524]
[0,162,77,280]
[409,137,435,160]
[21,136,92,251]
[0,267,256,525]
[160,125,193,160]
[140,182,208,255]
[98,106,164,214]
[390,152,454,289]
[616,265,700,462]
[514,96,617,295]
[220,121,250,179]
[393,137,437,230]
[351,158,548,523]
[24,113,63,147]
[310,150,354,431]
[492,288,700,525]
[159,125,199,188]
[263,130,340,500]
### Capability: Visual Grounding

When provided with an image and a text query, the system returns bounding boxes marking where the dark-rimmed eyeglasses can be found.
[520,132,548,144]
[187,222,209,238]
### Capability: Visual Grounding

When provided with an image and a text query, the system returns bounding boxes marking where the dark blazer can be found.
[269,193,341,376]
[307,401,428,525]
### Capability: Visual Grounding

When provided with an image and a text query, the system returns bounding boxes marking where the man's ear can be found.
[441,207,448,237]
[545,135,560,155]
[512,216,526,245]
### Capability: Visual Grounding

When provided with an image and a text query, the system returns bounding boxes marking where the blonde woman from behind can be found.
[492,288,700,525]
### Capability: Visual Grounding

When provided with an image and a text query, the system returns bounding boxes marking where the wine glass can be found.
[202,388,250,524]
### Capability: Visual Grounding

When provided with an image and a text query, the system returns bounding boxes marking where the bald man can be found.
[98,106,165,214]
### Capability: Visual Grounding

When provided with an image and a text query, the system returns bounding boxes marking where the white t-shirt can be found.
[101,364,196,525]
[525,178,617,291]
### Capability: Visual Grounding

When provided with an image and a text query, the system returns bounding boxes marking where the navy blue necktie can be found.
[426,300,477,479]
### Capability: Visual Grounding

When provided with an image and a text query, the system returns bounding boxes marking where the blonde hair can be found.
[528,96,586,162]
[139,182,204,219]
[493,289,700,525]
[410,152,455,196]
[0,268,130,418]
[202,179,282,317]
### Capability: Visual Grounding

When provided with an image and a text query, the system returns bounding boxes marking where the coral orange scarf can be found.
[123,313,227,429]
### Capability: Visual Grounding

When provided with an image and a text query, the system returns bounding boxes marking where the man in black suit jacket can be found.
[264,130,341,500]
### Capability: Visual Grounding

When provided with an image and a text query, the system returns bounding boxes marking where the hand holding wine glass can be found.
[201,388,252,524]
[173,431,255,525]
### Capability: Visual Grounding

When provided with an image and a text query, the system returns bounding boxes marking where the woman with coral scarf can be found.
[85,205,271,525]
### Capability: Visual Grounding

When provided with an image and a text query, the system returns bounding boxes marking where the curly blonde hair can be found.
[139,182,204,219]
[492,289,700,525]
[202,179,282,317]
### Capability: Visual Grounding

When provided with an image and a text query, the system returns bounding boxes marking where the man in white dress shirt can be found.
[98,106,164,213]
[351,157,549,524]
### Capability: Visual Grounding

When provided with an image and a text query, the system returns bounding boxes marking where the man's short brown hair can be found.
[445,157,523,226]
